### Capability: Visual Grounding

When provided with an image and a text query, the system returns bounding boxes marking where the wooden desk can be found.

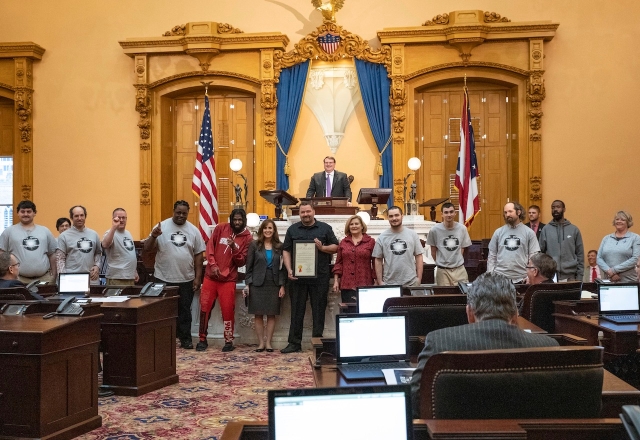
[554,313,639,359]
[0,314,102,439]
[554,299,598,316]
[220,419,625,440]
[100,296,179,396]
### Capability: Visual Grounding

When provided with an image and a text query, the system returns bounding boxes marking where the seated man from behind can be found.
[409,272,558,417]
[0,252,25,288]
[526,252,557,285]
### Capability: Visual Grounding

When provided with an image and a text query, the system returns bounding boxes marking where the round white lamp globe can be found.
[229,158,243,172]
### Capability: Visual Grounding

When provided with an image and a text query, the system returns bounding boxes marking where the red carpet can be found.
[78,345,314,440]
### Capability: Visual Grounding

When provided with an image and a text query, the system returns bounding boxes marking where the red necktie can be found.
[591,267,597,281]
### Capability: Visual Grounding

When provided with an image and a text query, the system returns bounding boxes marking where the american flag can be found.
[455,88,480,227]
[192,95,218,241]
[318,32,341,54]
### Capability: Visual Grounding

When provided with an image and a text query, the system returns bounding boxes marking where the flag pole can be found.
[201,81,213,96]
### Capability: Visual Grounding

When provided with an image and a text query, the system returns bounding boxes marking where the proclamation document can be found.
[293,240,318,278]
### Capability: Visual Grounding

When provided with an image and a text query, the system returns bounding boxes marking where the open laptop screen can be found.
[269,385,413,440]
[58,273,90,295]
[598,283,640,314]
[357,285,402,313]
[336,313,408,361]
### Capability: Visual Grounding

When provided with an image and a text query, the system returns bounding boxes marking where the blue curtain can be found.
[276,60,310,191]
[354,58,393,206]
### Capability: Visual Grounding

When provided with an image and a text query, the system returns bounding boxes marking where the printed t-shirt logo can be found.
[443,235,460,252]
[503,235,521,251]
[171,231,187,247]
[390,238,408,256]
[23,235,40,251]
[76,237,94,253]
[123,237,135,251]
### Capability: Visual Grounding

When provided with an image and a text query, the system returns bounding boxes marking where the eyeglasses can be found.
[526,266,537,270]
[10,262,20,268]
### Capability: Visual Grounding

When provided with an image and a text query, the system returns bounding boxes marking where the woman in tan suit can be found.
[244,219,287,352]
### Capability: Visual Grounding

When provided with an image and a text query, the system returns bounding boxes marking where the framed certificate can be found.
[293,240,318,278]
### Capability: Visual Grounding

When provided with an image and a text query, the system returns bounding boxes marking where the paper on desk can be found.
[582,290,596,299]
[382,368,415,385]
[88,297,130,302]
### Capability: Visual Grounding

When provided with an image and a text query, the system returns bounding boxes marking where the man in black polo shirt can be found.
[281,201,339,353]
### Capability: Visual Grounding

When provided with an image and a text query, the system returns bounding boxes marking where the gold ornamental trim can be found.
[146,70,260,89]
[120,35,289,52]
[423,14,450,26]
[483,12,510,23]
[0,82,15,91]
[273,21,391,81]
[378,23,559,41]
[0,42,46,59]
[404,62,530,80]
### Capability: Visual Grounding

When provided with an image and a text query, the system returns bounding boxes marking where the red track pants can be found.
[199,278,236,343]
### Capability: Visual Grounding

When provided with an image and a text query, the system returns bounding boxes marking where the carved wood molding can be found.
[0,82,15,91]
[273,21,392,81]
[404,62,531,80]
[146,70,260,89]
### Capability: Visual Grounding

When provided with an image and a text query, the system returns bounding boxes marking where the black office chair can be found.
[383,295,468,337]
[419,346,604,419]
[520,281,582,332]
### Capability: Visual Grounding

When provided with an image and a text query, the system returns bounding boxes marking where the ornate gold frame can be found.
[0,42,45,206]
[120,22,288,236]
[377,10,557,204]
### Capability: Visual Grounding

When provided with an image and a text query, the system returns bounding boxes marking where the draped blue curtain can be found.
[354,58,393,206]
[276,60,310,191]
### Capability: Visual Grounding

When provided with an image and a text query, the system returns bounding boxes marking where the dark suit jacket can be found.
[0,279,25,288]
[525,221,545,240]
[409,318,558,417]
[244,241,287,287]
[306,170,352,201]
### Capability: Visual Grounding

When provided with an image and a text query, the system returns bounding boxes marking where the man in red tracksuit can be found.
[197,209,252,352]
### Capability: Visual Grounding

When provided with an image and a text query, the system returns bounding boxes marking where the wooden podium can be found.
[259,189,298,221]
[291,197,358,216]
[0,313,102,439]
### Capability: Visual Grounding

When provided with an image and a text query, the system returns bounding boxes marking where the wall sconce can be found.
[403,157,422,216]
[229,158,248,210]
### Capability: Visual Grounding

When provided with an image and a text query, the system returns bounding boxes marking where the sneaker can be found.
[221,342,235,352]
[180,339,194,349]
[196,340,208,352]
[98,387,115,398]
[280,344,302,354]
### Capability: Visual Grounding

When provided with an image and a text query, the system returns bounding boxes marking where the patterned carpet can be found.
[78,345,315,440]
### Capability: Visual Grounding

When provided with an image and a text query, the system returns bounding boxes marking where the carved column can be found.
[259,49,277,216]
[14,57,33,203]
[527,39,545,202]
[134,54,152,236]
[390,44,407,205]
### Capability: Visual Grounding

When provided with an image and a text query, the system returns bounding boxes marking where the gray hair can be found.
[467,272,517,322]
[530,253,557,280]
[0,251,12,277]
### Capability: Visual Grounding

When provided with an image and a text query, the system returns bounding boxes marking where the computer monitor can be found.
[58,273,90,296]
[356,285,402,313]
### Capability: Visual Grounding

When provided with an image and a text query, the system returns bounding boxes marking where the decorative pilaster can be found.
[527,39,545,201]
[134,54,152,235]
[259,49,278,215]
[14,57,33,202]
[390,44,407,204]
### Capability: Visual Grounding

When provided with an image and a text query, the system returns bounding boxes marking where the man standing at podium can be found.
[306,156,352,203]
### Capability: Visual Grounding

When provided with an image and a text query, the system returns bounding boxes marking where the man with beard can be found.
[197,209,252,352]
[281,201,339,353]
[101,208,138,285]
[0,200,57,283]
[487,202,540,283]
[57,205,102,284]
[539,200,584,281]
[426,202,471,286]
[144,200,205,350]
[373,206,424,286]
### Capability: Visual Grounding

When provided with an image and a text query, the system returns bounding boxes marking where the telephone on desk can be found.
[43,296,84,319]
[140,282,165,297]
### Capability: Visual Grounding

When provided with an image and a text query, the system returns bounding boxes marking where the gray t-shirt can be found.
[0,224,57,277]
[488,222,540,282]
[372,227,423,286]
[103,229,137,280]
[150,219,206,283]
[57,226,102,273]
[426,222,471,268]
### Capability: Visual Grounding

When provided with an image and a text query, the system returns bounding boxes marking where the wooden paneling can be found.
[0,104,12,156]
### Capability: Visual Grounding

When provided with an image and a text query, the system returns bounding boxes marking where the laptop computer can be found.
[598,283,640,324]
[57,273,90,297]
[335,313,411,380]
[356,285,402,313]
[268,385,413,440]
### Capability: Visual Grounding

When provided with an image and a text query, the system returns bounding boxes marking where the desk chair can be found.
[0,292,26,301]
[383,295,468,337]
[520,281,582,333]
[419,346,604,419]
